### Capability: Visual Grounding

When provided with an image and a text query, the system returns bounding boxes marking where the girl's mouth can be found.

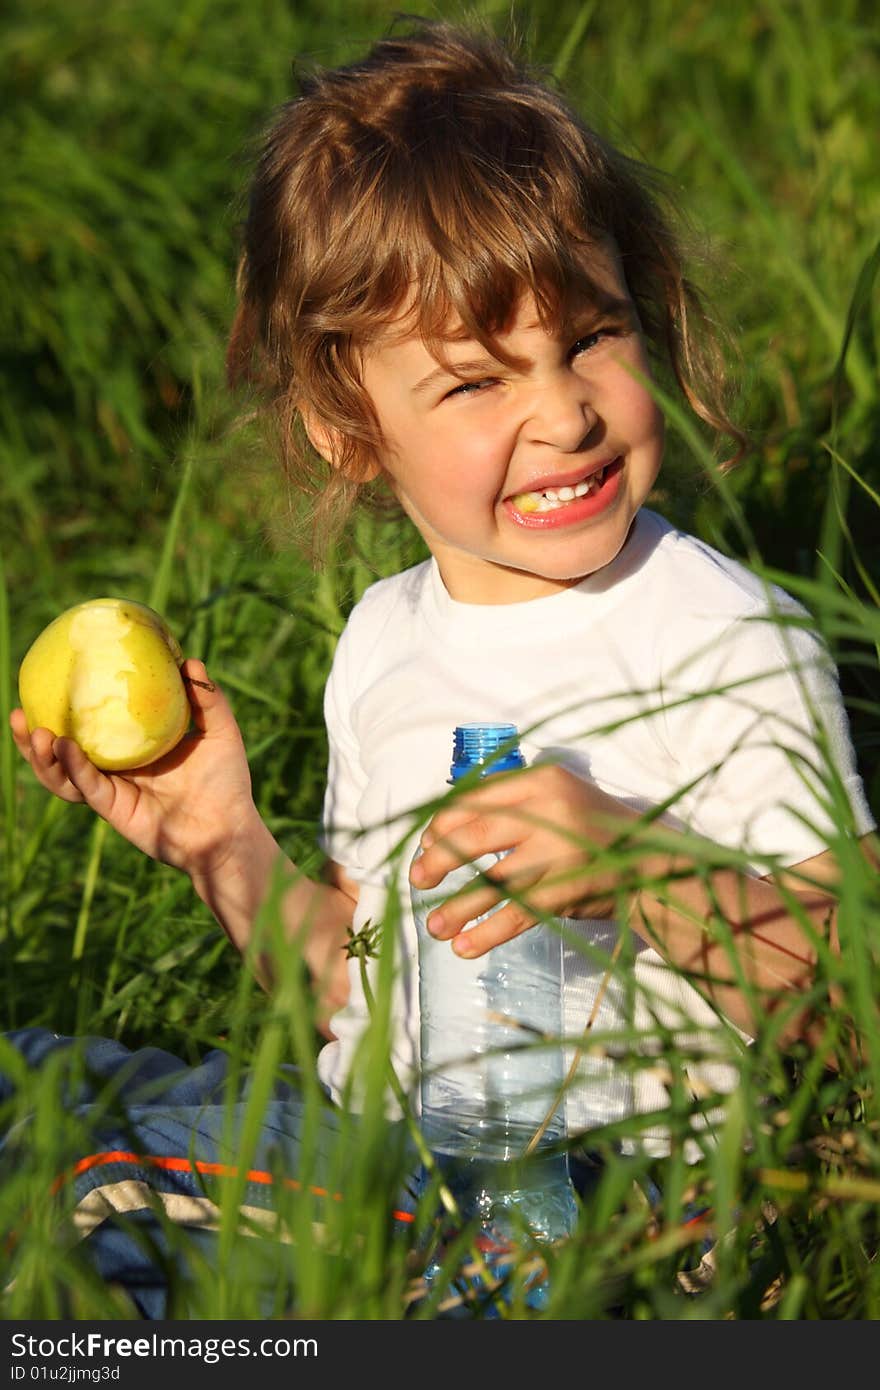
[506,457,623,528]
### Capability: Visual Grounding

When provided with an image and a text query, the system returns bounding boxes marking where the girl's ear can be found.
[300,408,341,465]
[301,408,382,482]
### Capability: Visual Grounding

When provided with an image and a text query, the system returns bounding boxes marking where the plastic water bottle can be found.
[412,723,577,1304]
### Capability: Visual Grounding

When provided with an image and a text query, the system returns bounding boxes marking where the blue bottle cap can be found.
[449,723,525,782]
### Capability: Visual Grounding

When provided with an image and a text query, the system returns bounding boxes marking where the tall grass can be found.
[0,0,878,1318]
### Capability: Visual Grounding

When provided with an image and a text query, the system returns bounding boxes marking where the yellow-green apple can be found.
[18,598,190,770]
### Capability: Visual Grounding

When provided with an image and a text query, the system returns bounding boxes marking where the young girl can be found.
[8,19,876,1313]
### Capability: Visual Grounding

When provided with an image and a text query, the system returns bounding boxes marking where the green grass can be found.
[1,0,879,1319]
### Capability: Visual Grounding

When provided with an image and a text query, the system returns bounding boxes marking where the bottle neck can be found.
[449,723,525,783]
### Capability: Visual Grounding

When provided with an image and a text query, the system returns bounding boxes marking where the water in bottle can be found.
[412,723,577,1307]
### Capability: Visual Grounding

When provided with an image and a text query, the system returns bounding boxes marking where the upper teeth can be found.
[513,468,605,513]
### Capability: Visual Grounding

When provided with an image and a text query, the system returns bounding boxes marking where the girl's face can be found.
[358,246,664,604]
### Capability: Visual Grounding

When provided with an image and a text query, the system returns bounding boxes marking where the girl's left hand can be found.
[409,763,642,957]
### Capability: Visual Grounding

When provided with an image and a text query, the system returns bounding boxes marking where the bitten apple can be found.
[18,598,190,771]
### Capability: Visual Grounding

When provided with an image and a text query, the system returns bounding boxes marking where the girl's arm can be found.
[11,660,355,1021]
[187,825,355,1027]
[629,840,875,1044]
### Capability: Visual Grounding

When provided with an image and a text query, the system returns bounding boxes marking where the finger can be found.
[13,721,86,803]
[424,777,535,843]
[430,850,608,938]
[51,737,124,818]
[180,659,239,738]
[9,707,33,758]
[413,813,531,887]
[424,878,507,939]
[423,849,546,936]
[450,899,539,959]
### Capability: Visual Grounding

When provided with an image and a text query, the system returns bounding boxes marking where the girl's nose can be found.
[524,372,599,451]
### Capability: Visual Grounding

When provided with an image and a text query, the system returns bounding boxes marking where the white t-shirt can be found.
[317,509,874,1154]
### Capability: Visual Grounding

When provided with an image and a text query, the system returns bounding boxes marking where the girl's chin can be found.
[442,548,619,603]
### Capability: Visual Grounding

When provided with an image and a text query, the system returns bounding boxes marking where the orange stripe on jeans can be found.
[50,1148,415,1223]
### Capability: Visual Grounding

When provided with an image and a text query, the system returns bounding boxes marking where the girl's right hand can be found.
[9,659,261,881]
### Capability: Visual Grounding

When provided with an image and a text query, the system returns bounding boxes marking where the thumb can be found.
[180,658,237,737]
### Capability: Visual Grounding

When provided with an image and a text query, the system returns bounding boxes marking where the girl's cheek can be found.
[643,395,665,441]
[621,378,664,443]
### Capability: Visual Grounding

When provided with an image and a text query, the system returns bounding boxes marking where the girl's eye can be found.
[571,328,614,358]
[444,378,496,400]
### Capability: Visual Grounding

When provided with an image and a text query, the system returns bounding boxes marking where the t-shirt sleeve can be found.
[319,625,369,878]
[659,599,875,869]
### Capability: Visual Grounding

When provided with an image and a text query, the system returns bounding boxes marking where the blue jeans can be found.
[0,1027,417,1318]
[1,1030,687,1318]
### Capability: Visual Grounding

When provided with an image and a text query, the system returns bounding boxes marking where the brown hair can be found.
[228,17,742,562]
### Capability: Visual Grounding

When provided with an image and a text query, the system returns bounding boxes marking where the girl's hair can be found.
[228,17,742,562]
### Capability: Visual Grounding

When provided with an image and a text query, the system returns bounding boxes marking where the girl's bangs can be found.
[384,195,610,366]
